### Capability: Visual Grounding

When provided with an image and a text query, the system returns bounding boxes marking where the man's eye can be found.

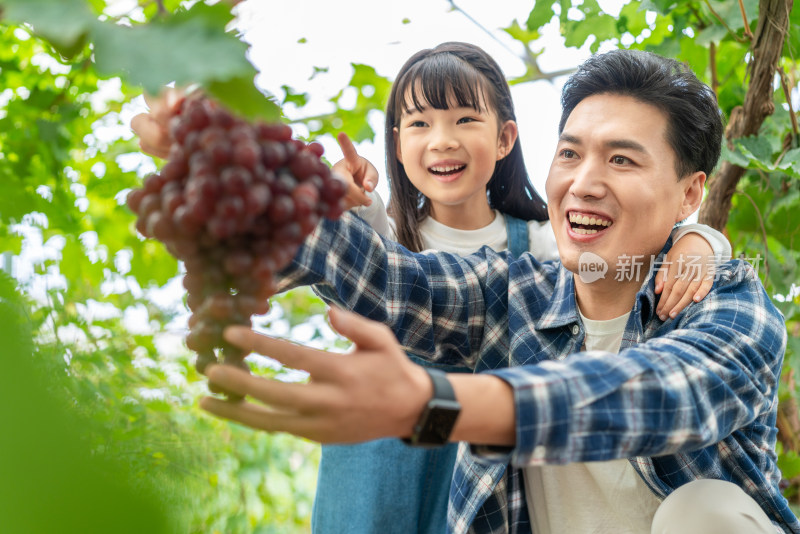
[560,149,577,159]
[612,155,631,165]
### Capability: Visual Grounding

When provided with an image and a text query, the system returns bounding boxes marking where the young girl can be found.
[315,42,730,534]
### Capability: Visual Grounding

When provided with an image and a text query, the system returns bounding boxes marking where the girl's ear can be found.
[497,120,518,160]
[393,126,403,163]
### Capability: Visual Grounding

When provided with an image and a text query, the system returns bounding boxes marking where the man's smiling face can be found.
[545,93,704,282]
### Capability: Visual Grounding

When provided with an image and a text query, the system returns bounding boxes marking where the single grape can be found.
[160,158,188,183]
[126,188,146,213]
[266,194,295,224]
[256,122,292,142]
[289,150,321,180]
[261,140,287,169]
[232,140,260,169]
[195,350,217,374]
[223,249,254,277]
[220,166,251,195]
[137,193,161,217]
[206,292,236,321]
[307,141,325,158]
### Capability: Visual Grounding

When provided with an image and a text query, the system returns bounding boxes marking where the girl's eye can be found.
[611,155,632,165]
[457,117,476,124]
[408,120,427,128]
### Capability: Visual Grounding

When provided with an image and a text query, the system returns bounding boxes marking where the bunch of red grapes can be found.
[127,95,346,396]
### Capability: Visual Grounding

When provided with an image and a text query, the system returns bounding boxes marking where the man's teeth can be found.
[568,213,612,227]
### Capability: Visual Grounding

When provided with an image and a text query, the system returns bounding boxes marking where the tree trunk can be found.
[698,0,794,230]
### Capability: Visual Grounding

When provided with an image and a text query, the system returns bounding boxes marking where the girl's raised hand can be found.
[332,132,378,210]
[655,232,716,321]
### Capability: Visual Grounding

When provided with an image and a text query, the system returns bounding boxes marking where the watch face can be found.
[417,399,461,444]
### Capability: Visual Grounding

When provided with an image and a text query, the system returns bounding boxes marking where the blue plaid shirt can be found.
[280,213,796,534]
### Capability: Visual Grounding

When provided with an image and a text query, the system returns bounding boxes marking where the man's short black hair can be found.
[559,49,723,179]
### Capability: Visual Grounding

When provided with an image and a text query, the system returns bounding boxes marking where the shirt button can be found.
[571,325,579,335]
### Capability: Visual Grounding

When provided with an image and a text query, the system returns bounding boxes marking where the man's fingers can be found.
[199,396,322,439]
[327,307,397,352]
[223,326,335,377]
[337,132,360,167]
[204,362,334,409]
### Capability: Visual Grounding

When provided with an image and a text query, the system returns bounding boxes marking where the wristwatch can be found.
[402,368,461,447]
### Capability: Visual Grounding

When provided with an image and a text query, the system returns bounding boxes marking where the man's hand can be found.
[130,87,185,159]
[199,307,431,443]
[331,132,378,210]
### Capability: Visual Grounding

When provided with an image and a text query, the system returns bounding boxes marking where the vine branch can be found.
[447,0,519,58]
[447,0,576,84]
[739,0,755,39]
[704,0,750,43]
[780,67,800,138]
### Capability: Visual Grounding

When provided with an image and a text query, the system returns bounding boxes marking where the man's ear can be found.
[677,171,706,222]
[496,120,518,160]
[393,127,403,164]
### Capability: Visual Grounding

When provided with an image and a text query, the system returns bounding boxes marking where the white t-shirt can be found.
[354,191,559,259]
[524,310,663,534]
[355,190,731,260]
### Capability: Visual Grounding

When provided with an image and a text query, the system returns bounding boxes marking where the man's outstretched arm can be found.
[199,307,516,446]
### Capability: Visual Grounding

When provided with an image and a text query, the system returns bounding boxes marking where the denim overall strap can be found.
[505,215,529,258]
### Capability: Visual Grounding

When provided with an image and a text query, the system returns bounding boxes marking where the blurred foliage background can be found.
[0,0,797,532]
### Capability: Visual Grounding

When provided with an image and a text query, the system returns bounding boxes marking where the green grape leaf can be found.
[206,75,281,122]
[503,19,541,45]
[2,0,94,55]
[92,3,252,95]
[525,1,556,32]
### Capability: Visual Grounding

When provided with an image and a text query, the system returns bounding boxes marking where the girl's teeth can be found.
[430,165,465,174]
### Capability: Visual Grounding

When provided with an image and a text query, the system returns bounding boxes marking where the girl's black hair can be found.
[384,42,548,252]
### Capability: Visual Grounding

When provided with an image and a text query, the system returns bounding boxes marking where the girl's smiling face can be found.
[393,86,517,229]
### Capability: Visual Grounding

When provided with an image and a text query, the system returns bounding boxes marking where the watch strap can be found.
[427,368,456,402]
[402,368,461,447]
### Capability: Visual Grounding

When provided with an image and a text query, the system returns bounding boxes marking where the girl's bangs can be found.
[398,54,488,115]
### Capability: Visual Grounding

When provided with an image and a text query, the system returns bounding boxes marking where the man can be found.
[200,50,796,533]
